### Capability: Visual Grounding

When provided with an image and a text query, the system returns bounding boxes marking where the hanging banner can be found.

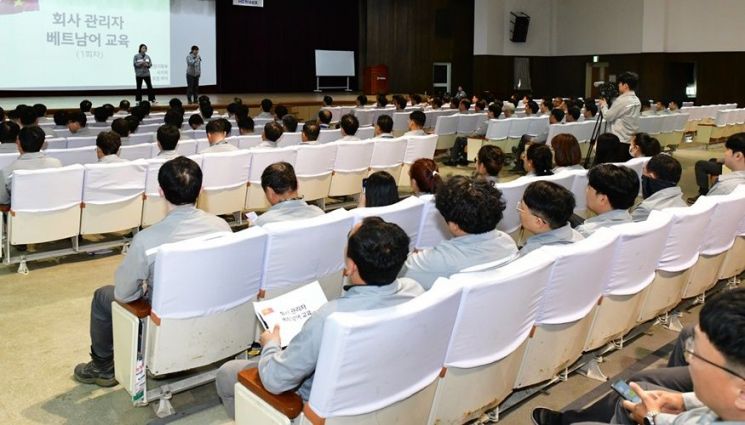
[233,0,264,7]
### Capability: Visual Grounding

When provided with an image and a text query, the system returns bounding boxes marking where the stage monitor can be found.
[0,0,216,91]
[315,50,355,77]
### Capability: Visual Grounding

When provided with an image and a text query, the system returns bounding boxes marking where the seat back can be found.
[356,126,375,140]
[294,144,338,178]
[527,116,550,141]
[434,114,458,136]
[369,137,407,170]
[485,119,511,140]
[457,113,486,134]
[260,209,353,296]
[0,152,18,170]
[350,196,425,250]
[638,115,662,134]
[495,178,531,234]
[119,143,155,161]
[276,132,302,148]
[247,148,298,183]
[43,137,67,149]
[402,134,437,164]
[307,284,462,419]
[414,194,451,250]
[656,201,715,272]
[507,117,530,139]
[236,134,262,149]
[568,169,589,215]
[697,186,745,255]
[129,132,155,145]
[392,112,410,132]
[332,141,374,172]
[538,229,617,324]
[66,136,98,149]
[174,139,197,156]
[46,146,98,166]
[82,160,147,205]
[659,114,677,133]
[354,108,375,126]
[11,164,85,213]
[200,150,252,190]
[317,129,342,144]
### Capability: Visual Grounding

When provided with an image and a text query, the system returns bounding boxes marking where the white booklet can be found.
[253,281,328,347]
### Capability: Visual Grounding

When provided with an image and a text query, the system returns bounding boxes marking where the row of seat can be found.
[680,103,737,121]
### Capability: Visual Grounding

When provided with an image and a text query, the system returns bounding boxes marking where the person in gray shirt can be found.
[706,133,745,197]
[0,121,21,154]
[403,110,427,137]
[256,121,284,148]
[518,181,584,256]
[133,43,155,103]
[254,162,324,226]
[95,131,128,163]
[66,111,95,137]
[0,126,62,205]
[186,45,201,104]
[400,175,518,289]
[255,98,274,119]
[216,217,424,419]
[300,120,320,145]
[337,113,361,141]
[373,114,395,139]
[577,164,639,237]
[73,157,231,387]
[632,154,687,222]
[155,124,180,160]
[200,118,237,153]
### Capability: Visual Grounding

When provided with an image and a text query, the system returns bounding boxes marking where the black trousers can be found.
[694,159,723,195]
[186,74,200,103]
[89,285,116,359]
[135,76,155,102]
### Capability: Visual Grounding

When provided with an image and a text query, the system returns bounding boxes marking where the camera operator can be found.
[599,71,641,144]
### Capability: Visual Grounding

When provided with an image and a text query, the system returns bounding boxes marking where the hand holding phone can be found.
[611,379,641,403]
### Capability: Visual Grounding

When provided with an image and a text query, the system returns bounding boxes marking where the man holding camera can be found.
[599,72,641,144]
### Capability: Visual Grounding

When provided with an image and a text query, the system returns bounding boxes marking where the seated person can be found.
[318,109,333,129]
[52,110,69,130]
[584,101,598,120]
[445,102,495,166]
[254,162,324,226]
[525,100,539,117]
[96,131,127,163]
[111,118,131,144]
[400,176,518,289]
[475,144,504,185]
[338,114,361,141]
[703,132,745,197]
[551,134,584,173]
[216,216,424,418]
[188,113,204,130]
[629,132,662,158]
[199,103,214,120]
[502,101,516,118]
[300,120,320,145]
[376,93,389,108]
[358,171,399,208]
[115,99,130,116]
[200,118,236,153]
[274,104,289,121]
[155,125,180,159]
[565,106,581,123]
[576,164,639,237]
[322,95,333,107]
[524,143,554,177]
[0,126,63,205]
[593,132,632,165]
[163,109,184,130]
[631,154,686,221]
[92,107,109,126]
[18,105,54,137]
[237,116,254,135]
[549,108,565,124]
[257,121,284,148]
[374,114,394,139]
[281,114,298,133]
[355,94,368,109]
[403,110,426,137]
[73,157,231,387]
[409,158,442,195]
[518,181,584,255]
[67,111,94,136]
[0,121,20,153]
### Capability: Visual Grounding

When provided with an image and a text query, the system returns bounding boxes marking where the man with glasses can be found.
[518,181,584,255]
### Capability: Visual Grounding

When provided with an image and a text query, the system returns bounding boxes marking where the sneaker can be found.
[74,360,117,387]
[531,407,563,425]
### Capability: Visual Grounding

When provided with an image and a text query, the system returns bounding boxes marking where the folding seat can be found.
[174,139,197,156]
[258,209,354,300]
[356,126,375,140]
[682,187,745,300]
[427,252,554,424]
[137,124,160,133]
[583,212,672,353]
[717,214,745,283]
[317,129,342,144]
[66,136,98,149]
[351,196,425,250]
[526,116,550,142]
[371,109,393,127]
[276,132,302,148]
[128,132,155,145]
[245,148,298,211]
[541,172,575,192]
[180,129,197,139]
[495,178,532,235]
[327,141,374,197]
[322,106,341,123]
[457,113,486,135]
[80,160,147,237]
[236,134,262,149]
[195,138,211,153]
[392,112,410,137]
[45,146,98,166]
[656,114,678,145]
[0,152,18,170]
[636,201,716,325]
[234,283,463,425]
[197,150,252,216]
[353,108,375,127]
[433,114,458,150]
[506,117,530,144]
[339,106,354,117]
[192,129,207,140]
[140,159,168,227]
[42,137,67,149]
[54,128,72,138]
[469,119,510,162]
[709,110,729,140]
[671,113,690,145]
[119,143,155,161]
[545,124,564,147]
[423,110,441,129]
[294,143,337,202]
[514,229,617,388]
[398,135,437,187]
[113,228,266,411]
[4,165,84,272]
[368,136,407,178]
[414,194,451,250]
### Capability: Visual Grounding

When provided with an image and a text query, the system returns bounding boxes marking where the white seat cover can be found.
[0,153,19,170]
[351,196,424,249]
[82,160,147,204]
[236,135,262,149]
[317,129,342,144]
[356,126,375,140]
[402,135,437,164]
[697,186,745,255]
[200,150,252,190]
[656,201,715,272]
[354,109,375,127]
[174,139,198,156]
[66,136,98,149]
[457,113,486,134]
[150,228,267,319]
[393,112,410,132]
[332,141,374,173]
[294,144,337,177]
[569,169,589,213]
[485,119,511,140]
[507,117,530,139]
[11,164,85,212]
[128,132,155,145]
[119,143,155,161]
[434,114,458,136]
[247,148,298,184]
[276,132,302,148]
[415,194,451,249]
[144,159,167,196]
[369,137,407,169]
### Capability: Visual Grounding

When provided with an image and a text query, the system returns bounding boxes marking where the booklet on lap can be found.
[253,281,328,347]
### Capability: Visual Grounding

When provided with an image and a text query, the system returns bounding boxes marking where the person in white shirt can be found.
[96,131,128,163]
[0,121,20,154]
[257,121,284,148]
[599,71,641,144]
[200,118,237,153]
[317,110,333,129]
[155,124,181,159]
[373,115,395,139]
[338,114,361,141]
[255,98,274,119]
[300,121,320,145]
[518,181,584,256]
[403,110,426,137]
[706,133,745,196]
[576,164,638,237]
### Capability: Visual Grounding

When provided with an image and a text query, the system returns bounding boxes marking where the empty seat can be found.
[414,194,451,250]
[119,143,155,161]
[317,129,342,144]
[399,135,437,187]
[356,126,375,140]
[368,136,407,178]
[294,143,337,202]
[197,150,252,216]
[80,160,147,236]
[45,146,98,166]
[276,132,302,148]
[351,196,425,250]
[328,141,374,197]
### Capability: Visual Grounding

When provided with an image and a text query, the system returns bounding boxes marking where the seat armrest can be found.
[237,367,303,419]
[117,298,151,318]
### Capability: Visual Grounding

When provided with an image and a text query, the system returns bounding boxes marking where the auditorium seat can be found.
[234,282,463,425]
[80,160,147,236]
[141,159,168,227]
[392,111,410,137]
[351,196,425,251]
[427,251,553,424]
[45,146,98,166]
[245,148,298,211]
[174,139,198,156]
[119,143,155,161]
[197,150,252,217]
[567,169,590,216]
[399,135,437,187]
[66,136,97,149]
[294,143,337,203]
[328,141,374,197]
[0,152,18,170]
[457,113,486,135]
[353,108,375,127]
[317,128,342,144]
[128,132,155,145]
[507,116,531,145]
[368,136,407,179]
[276,132,302,148]
[356,126,375,140]
[43,137,67,150]
[235,135,262,149]
[414,194,451,250]
[434,114,458,150]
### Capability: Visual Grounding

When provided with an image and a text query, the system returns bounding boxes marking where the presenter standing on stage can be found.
[598,71,641,144]
[186,45,201,104]
[133,44,156,104]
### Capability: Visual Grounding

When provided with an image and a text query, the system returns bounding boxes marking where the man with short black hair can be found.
[318,110,332,129]
[80,99,93,114]
[156,124,181,159]
[301,120,320,144]
[338,113,360,141]
[111,118,131,140]
[400,176,518,289]
[18,105,55,137]
[258,121,284,148]
[0,126,63,205]
[549,108,565,124]
[96,131,127,163]
[584,101,599,121]
[254,162,324,226]
[53,110,68,129]
[374,114,394,138]
[631,154,686,221]
[599,71,641,143]
[237,116,255,135]
[164,109,184,129]
[74,157,230,387]
[92,107,109,125]
[576,164,639,237]
[188,113,204,130]
[404,110,426,137]
[216,216,423,418]
[281,114,298,132]
[67,111,94,136]
[566,106,581,123]
[115,100,130,116]
[518,181,584,255]
[0,121,21,153]
[705,132,745,196]
[322,95,333,107]
[526,100,540,116]
[274,104,289,121]
[256,98,273,119]
[355,94,368,108]
[200,118,236,153]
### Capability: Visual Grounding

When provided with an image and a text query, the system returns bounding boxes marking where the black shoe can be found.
[443,160,458,167]
[16,244,28,252]
[74,358,117,387]
[457,159,470,166]
[531,407,563,425]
